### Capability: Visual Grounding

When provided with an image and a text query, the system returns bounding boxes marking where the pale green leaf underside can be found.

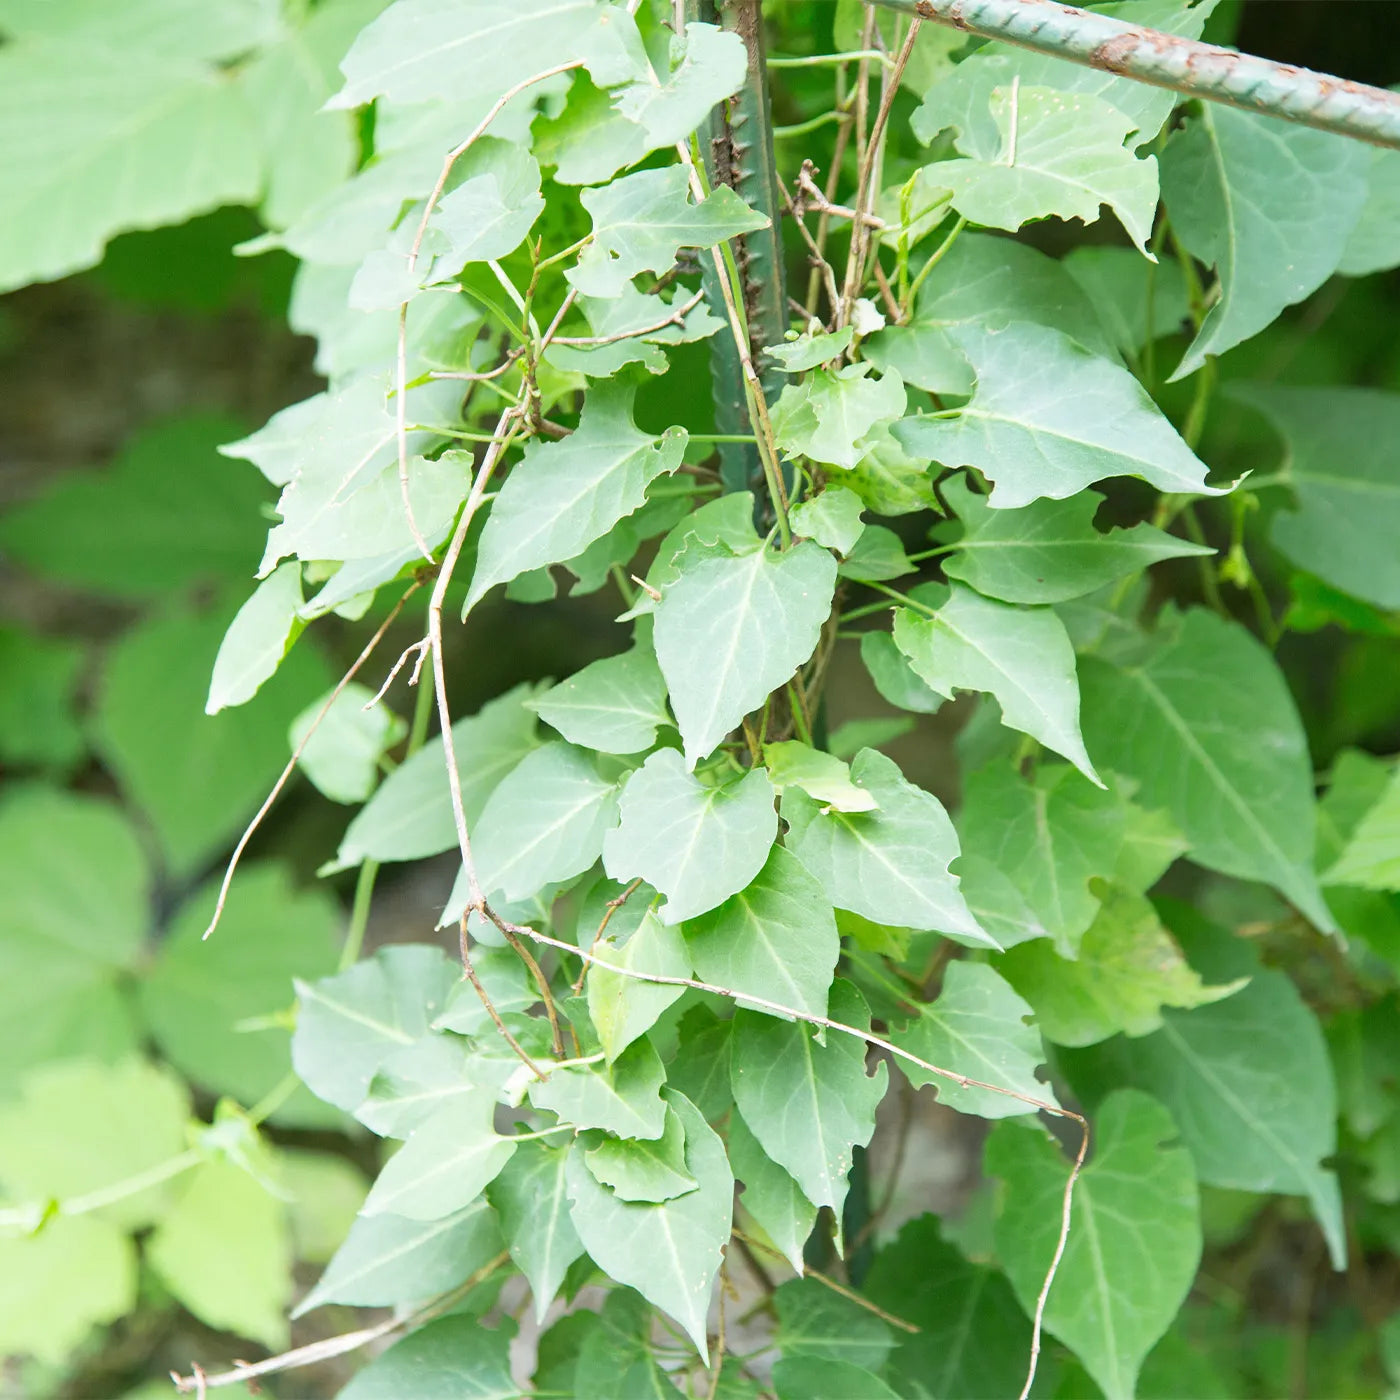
[894,322,1218,509]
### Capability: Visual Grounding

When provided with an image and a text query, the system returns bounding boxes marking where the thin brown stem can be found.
[171,1251,512,1391]
[460,916,544,1078]
[549,288,706,348]
[202,581,421,941]
[492,912,1087,1400]
[571,876,644,997]
[501,925,563,1056]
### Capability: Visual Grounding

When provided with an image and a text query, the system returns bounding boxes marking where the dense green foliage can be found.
[4,0,1400,1396]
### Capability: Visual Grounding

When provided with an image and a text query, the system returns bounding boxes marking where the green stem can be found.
[0,1149,205,1229]
[340,858,379,971]
[248,1073,301,1127]
[773,110,850,140]
[768,50,894,68]
[869,581,939,617]
[840,598,896,623]
[900,216,968,318]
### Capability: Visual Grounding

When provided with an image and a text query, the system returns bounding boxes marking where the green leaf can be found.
[773,1357,901,1400]
[529,1037,668,1138]
[762,741,878,814]
[295,1198,502,1314]
[941,477,1212,605]
[773,1277,893,1370]
[573,1291,686,1399]
[1326,766,1400,890]
[917,85,1158,251]
[771,364,906,470]
[146,1158,291,1350]
[667,1009,734,1121]
[0,1058,189,1231]
[142,864,340,1127]
[894,321,1219,509]
[957,762,1168,954]
[0,789,146,1084]
[465,741,620,905]
[334,683,540,867]
[426,139,544,276]
[603,749,776,921]
[783,748,989,945]
[237,0,380,230]
[1318,749,1394,871]
[488,1141,584,1322]
[838,421,940,517]
[864,1215,1032,1400]
[836,524,914,583]
[730,980,888,1227]
[859,631,943,714]
[283,1150,370,1264]
[586,912,691,1063]
[1231,383,1400,611]
[584,1103,696,1202]
[1059,919,1345,1267]
[93,601,332,877]
[728,1110,816,1273]
[1339,145,1400,277]
[545,284,724,378]
[205,563,305,714]
[290,682,407,805]
[533,69,649,187]
[614,21,747,145]
[998,882,1245,1047]
[890,961,1055,1119]
[292,945,459,1113]
[564,1090,732,1359]
[1063,244,1192,360]
[769,326,855,374]
[467,383,686,611]
[528,646,671,755]
[0,1215,134,1365]
[0,43,260,292]
[0,628,85,769]
[863,232,1112,396]
[683,845,839,1019]
[1080,607,1334,931]
[790,484,865,554]
[893,585,1099,783]
[330,0,645,110]
[361,1093,516,1221]
[0,414,268,597]
[338,1316,518,1400]
[0,0,280,57]
[357,1032,481,1137]
[1161,106,1370,379]
[569,165,768,299]
[654,541,837,767]
[988,1090,1202,1400]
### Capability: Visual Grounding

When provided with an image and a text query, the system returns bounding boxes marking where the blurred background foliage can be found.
[4,1,1400,1396]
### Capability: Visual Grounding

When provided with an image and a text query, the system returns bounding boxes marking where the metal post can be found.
[873,0,1400,150]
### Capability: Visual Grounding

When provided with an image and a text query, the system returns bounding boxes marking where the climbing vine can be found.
[3,1,1400,1396]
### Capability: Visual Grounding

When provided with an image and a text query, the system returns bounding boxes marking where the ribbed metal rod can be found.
[873,0,1400,150]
